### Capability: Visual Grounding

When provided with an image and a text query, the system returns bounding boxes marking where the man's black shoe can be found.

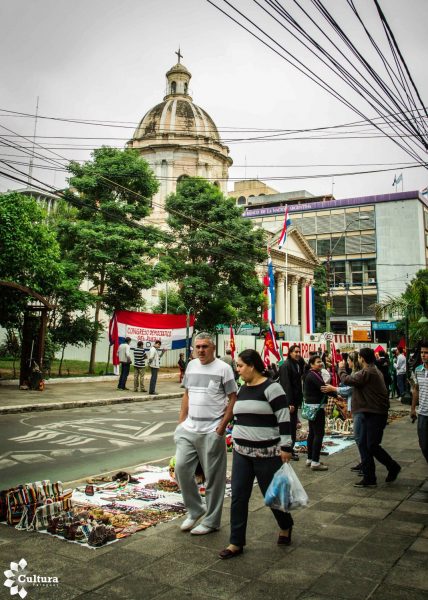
[350,464,362,472]
[385,463,401,483]
[354,479,377,488]
[292,453,300,462]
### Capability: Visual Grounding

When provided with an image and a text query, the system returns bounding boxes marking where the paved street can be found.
[0,397,182,488]
[0,408,427,600]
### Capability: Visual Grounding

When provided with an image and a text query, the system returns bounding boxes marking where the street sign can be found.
[372,321,397,331]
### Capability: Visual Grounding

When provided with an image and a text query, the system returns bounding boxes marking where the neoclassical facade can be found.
[264,226,319,338]
[126,55,232,226]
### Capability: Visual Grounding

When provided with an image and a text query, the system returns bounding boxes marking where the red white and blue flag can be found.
[305,286,315,334]
[263,251,276,323]
[229,325,236,359]
[278,205,291,250]
[109,310,195,366]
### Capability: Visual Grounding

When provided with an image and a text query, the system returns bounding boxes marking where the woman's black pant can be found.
[307,408,325,463]
[230,450,293,547]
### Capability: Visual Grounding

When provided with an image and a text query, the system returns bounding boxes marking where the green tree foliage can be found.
[152,289,183,314]
[375,269,428,346]
[313,264,327,332]
[0,192,63,329]
[61,146,164,372]
[165,177,266,331]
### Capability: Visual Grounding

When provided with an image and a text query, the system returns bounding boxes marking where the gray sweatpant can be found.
[174,425,227,530]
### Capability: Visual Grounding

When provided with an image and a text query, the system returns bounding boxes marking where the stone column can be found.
[291,277,299,326]
[276,272,286,325]
[285,282,291,325]
[300,278,307,339]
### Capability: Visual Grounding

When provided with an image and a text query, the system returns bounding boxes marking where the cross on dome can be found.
[175,47,183,63]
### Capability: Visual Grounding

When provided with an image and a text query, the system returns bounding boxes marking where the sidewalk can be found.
[0,375,183,414]
[0,414,427,600]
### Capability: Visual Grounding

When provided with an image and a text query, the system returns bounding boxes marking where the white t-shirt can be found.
[181,358,238,433]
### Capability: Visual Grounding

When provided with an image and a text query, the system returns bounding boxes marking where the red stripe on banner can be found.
[114,310,195,328]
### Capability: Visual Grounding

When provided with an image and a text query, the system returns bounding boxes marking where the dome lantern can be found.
[165,48,191,99]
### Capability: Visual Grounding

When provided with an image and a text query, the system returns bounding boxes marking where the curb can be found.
[0,392,183,415]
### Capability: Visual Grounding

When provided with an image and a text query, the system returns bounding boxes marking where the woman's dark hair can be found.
[238,349,266,374]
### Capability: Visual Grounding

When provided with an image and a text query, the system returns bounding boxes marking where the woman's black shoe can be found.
[277,526,293,545]
[219,547,243,559]
[350,463,362,472]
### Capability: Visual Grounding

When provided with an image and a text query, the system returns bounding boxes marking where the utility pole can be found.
[28,96,39,186]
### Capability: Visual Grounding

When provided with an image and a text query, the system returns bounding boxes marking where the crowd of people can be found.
[116,333,427,559]
[171,333,428,561]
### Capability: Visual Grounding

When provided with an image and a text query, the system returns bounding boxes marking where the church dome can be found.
[132,98,221,143]
[130,57,222,145]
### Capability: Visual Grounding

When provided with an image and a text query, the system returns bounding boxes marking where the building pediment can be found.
[267,225,319,267]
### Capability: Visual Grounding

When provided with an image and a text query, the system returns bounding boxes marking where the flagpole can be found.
[285,235,288,327]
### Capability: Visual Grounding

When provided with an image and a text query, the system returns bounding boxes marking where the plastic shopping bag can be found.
[286,463,309,510]
[264,463,309,512]
[264,464,290,512]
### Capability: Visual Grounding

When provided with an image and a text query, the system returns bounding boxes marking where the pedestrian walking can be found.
[178,352,186,383]
[132,341,147,392]
[394,347,407,398]
[117,337,132,390]
[174,332,237,535]
[219,349,293,559]
[279,344,304,461]
[411,341,428,462]
[221,348,239,381]
[147,340,165,395]
[303,355,330,471]
[339,347,401,488]
[322,351,364,474]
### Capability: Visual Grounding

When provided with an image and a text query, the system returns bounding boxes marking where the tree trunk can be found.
[58,345,66,376]
[89,299,101,374]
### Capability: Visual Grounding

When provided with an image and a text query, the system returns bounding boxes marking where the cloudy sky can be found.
[1,0,427,199]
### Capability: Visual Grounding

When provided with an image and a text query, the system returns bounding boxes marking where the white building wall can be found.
[375,199,426,302]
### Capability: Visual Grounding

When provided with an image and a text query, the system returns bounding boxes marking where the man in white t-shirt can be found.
[175,332,237,535]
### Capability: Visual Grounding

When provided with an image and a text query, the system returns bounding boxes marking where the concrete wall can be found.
[375,199,426,302]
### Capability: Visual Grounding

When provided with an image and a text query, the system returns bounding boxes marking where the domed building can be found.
[127,53,232,225]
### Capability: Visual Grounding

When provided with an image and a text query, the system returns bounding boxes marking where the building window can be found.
[177,174,189,184]
[317,238,331,256]
[331,261,346,287]
[366,259,376,284]
[237,196,246,205]
[171,81,176,94]
[331,236,345,255]
[350,260,364,286]
[213,181,220,188]
[184,82,188,94]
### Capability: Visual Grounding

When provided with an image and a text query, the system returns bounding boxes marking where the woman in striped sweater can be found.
[219,349,293,560]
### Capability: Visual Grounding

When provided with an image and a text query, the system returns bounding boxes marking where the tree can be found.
[152,289,183,315]
[165,177,266,331]
[0,191,63,331]
[375,269,428,346]
[61,146,165,372]
[313,264,327,333]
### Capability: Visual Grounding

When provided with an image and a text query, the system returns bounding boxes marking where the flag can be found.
[263,320,281,363]
[229,325,236,359]
[109,310,195,366]
[305,285,315,334]
[263,251,276,323]
[278,205,291,250]
[393,173,403,186]
[330,341,339,387]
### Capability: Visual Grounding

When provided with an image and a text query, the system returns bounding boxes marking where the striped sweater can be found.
[131,347,146,368]
[232,379,292,458]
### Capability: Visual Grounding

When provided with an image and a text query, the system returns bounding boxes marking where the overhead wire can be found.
[205,0,427,168]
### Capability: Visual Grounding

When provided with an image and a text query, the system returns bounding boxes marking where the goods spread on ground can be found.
[0,467,231,549]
